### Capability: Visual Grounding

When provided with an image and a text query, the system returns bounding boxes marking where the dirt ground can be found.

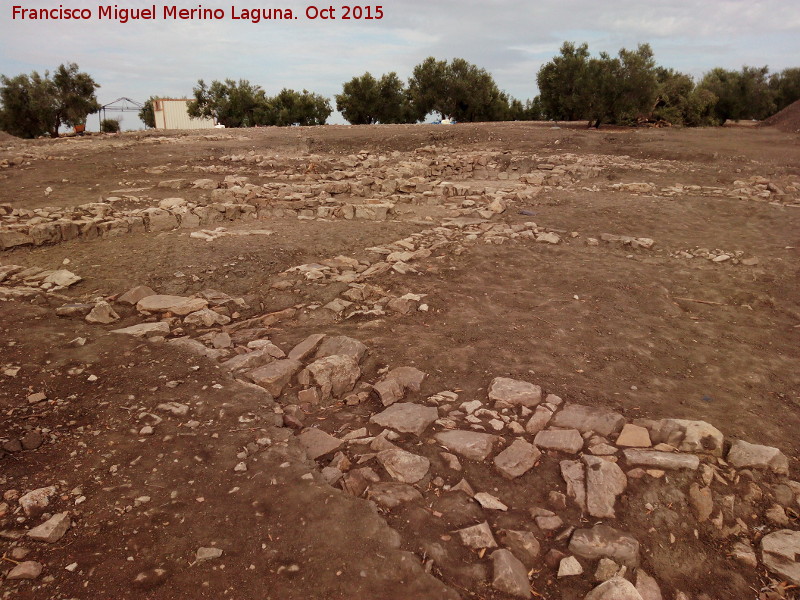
[1,122,799,600]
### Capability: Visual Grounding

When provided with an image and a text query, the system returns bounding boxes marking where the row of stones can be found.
[210,333,800,599]
[0,143,615,250]
[609,177,798,204]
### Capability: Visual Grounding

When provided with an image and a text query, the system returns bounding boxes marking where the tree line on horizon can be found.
[2,45,799,138]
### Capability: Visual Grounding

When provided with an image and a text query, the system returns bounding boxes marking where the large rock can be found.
[534,429,584,454]
[727,440,789,475]
[247,358,303,397]
[296,428,343,460]
[494,439,541,479]
[367,482,423,508]
[137,295,208,316]
[488,377,542,408]
[622,449,699,470]
[314,335,367,362]
[583,455,627,518]
[377,448,430,484]
[298,355,361,401]
[111,322,170,338]
[370,403,438,436]
[569,525,640,567]
[585,577,644,600]
[434,430,499,461]
[761,529,800,585]
[27,512,71,543]
[491,549,531,598]
[550,403,625,437]
[648,419,724,456]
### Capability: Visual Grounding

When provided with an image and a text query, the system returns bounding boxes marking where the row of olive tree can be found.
[0,63,100,138]
[536,42,800,126]
[3,54,800,137]
[137,80,332,129]
[335,58,540,124]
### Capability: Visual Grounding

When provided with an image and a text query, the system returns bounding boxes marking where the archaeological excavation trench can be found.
[1,122,799,600]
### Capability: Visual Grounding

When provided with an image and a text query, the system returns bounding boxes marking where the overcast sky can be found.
[1,0,799,128]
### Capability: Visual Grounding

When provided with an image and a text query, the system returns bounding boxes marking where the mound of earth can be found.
[761,99,800,133]
[0,130,21,142]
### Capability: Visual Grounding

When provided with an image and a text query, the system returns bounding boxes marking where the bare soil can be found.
[1,122,799,600]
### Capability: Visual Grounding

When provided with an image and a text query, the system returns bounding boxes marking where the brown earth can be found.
[761,99,800,134]
[1,122,799,600]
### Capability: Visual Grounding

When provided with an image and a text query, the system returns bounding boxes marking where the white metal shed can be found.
[153,99,215,130]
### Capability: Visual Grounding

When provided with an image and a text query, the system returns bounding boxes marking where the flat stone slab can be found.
[111,322,170,338]
[6,561,43,580]
[136,294,208,316]
[247,358,303,397]
[377,448,430,484]
[370,403,438,436]
[493,439,541,479]
[42,269,81,288]
[488,377,542,408]
[314,335,368,362]
[196,547,224,562]
[569,524,640,567]
[297,428,343,460]
[288,333,326,361]
[622,449,699,470]
[27,512,71,543]
[727,439,789,475]
[761,529,800,585]
[456,521,497,549]
[615,424,651,447]
[474,492,508,511]
[118,285,157,305]
[525,405,553,435]
[222,347,281,372]
[648,418,724,456]
[434,430,499,461]
[499,530,540,567]
[558,556,583,577]
[550,403,625,437]
[561,459,587,511]
[534,429,583,454]
[366,482,423,509]
[583,455,627,518]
